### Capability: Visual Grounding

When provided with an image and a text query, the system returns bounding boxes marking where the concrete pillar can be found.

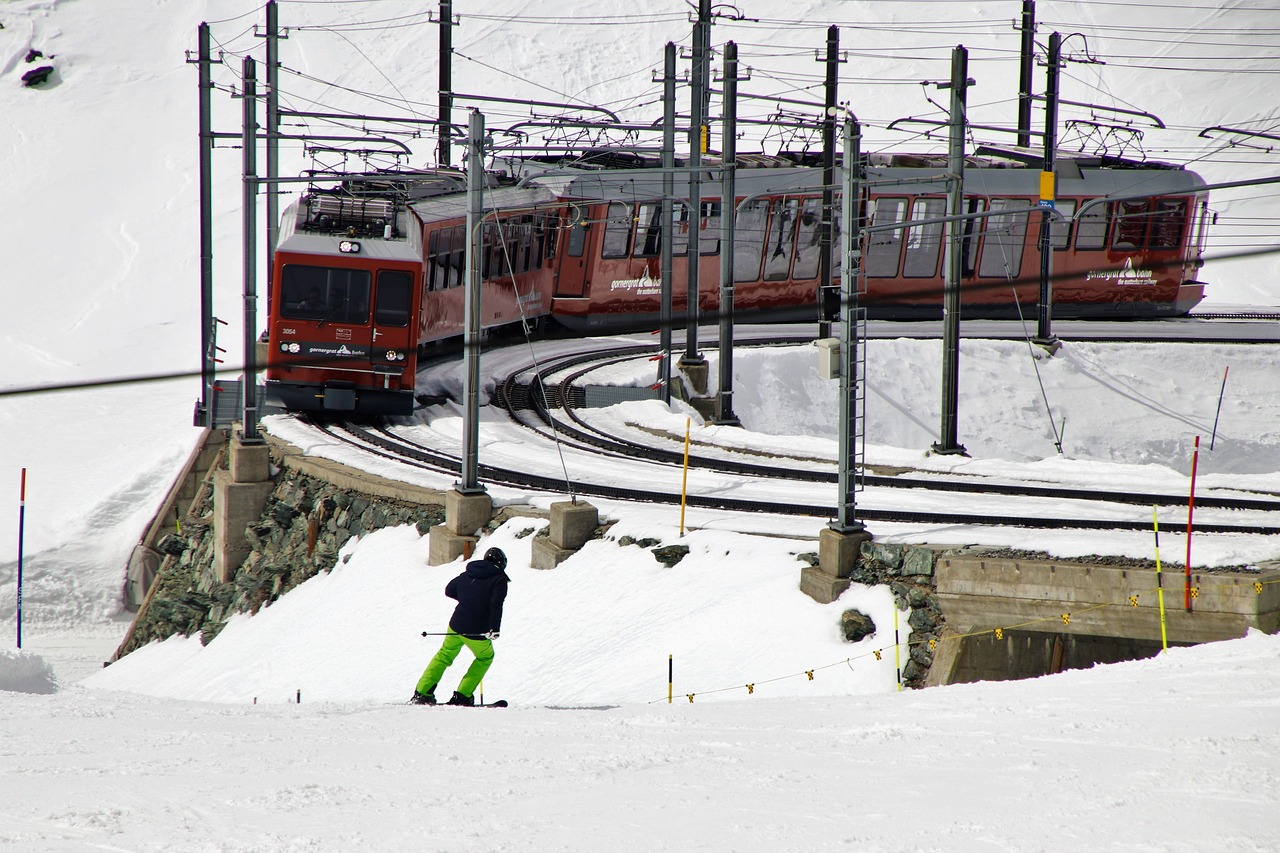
[213,434,275,583]
[531,500,599,569]
[800,526,873,603]
[427,489,493,566]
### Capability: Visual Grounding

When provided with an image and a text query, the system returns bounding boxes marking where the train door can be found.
[370,269,415,380]
[554,204,593,297]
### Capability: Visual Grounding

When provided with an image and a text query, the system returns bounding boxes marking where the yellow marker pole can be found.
[667,654,673,705]
[1153,507,1169,652]
[893,606,902,692]
[680,417,691,535]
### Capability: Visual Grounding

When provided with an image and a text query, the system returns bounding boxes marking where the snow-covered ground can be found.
[2,1,1279,850]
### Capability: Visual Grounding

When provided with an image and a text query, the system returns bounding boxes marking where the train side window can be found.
[866,198,907,277]
[1113,200,1149,250]
[601,202,633,259]
[1050,199,1076,249]
[427,229,447,291]
[733,199,769,282]
[903,197,946,278]
[566,219,588,257]
[977,198,1031,279]
[1149,199,1188,249]
[792,198,822,280]
[448,225,465,287]
[699,201,721,255]
[375,270,412,327]
[633,204,663,257]
[763,199,798,281]
[544,212,561,260]
[962,197,985,275]
[672,203,690,256]
[1075,203,1110,250]
[831,195,843,277]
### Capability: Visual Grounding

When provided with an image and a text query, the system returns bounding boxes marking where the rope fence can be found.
[656,573,1279,704]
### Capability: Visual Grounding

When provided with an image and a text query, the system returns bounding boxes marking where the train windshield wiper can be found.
[315,299,347,328]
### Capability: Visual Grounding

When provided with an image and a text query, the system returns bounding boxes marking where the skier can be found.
[412,547,510,707]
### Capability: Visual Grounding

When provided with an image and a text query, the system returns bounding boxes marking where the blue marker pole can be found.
[17,468,26,649]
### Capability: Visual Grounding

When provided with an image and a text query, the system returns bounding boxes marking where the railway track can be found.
[295,332,1280,537]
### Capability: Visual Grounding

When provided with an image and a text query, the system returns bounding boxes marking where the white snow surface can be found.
[1,1,1279,850]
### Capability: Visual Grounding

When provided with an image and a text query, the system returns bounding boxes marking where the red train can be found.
[265,147,1211,415]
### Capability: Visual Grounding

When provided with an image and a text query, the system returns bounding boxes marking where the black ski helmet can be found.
[484,547,508,571]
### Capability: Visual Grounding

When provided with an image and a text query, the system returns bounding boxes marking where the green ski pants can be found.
[416,629,494,698]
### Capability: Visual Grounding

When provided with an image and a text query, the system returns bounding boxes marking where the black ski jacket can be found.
[445,557,509,638]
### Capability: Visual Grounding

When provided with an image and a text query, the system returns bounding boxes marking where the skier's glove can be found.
[485,631,499,640]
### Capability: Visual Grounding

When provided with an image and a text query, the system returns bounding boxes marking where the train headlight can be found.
[280,342,300,354]
[338,240,361,254]
[385,350,402,362]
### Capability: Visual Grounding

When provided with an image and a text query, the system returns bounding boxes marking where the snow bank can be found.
[0,648,58,694]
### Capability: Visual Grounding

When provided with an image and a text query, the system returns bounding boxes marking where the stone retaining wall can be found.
[115,454,444,659]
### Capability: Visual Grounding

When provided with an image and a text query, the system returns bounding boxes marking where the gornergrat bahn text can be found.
[265,146,1211,416]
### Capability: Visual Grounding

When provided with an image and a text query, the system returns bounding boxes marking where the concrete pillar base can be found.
[549,500,598,550]
[677,357,708,396]
[230,434,271,482]
[213,473,275,583]
[428,525,478,566]
[799,567,852,604]
[530,536,575,570]
[819,526,873,579]
[444,489,492,536]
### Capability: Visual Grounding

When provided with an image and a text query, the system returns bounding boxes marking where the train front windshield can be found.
[280,265,371,325]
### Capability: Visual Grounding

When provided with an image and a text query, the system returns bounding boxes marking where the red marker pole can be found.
[1185,436,1199,612]
[17,468,26,649]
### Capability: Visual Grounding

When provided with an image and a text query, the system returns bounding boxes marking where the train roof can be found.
[498,147,1207,204]
[406,184,561,225]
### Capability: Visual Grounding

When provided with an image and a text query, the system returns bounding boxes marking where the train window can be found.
[602,202,633,259]
[1149,199,1188,249]
[961,197,985,275]
[1076,203,1110,250]
[699,201,721,255]
[280,265,372,323]
[734,199,769,282]
[375,271,412,327]
[633,204,663,257]
[763,199,799,281]
[1113,200,1149,250]
[977,198,1031,279]
[672,203,690,256]
[866,198,907,277]
[903,197,946,278]
[427,229,448,292]
[567,216,588,258]
[544,212,560,260]
[792,198,822,280]
[448,225,465,287]
[1050,200,1075,249]
[831,195,843,278]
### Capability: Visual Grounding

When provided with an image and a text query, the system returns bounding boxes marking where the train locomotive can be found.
[265,147,1210,415]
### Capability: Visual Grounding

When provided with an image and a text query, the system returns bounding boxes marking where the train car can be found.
[264,173,561,415]
[265,149,1210,415]
[541,146,1210,330]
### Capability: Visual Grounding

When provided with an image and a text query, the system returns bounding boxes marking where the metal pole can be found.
[683,0,711,366]
[264,1,280,307]
[835,117,865,533]
[1016,0,1036,148]
[241,55,261,442]
[818,25,839,338]
[660,43,676,405]
[716,41,740,426]
[438,0,454,166]
[1035,32,1061,345]
[934,45,968,456]
[197,23,215,429]
[16,468,26,649]
[459,110,485,493]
